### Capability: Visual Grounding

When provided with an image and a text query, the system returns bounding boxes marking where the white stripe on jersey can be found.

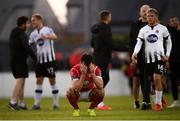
[29,26,56,64]
[134,24,172,63]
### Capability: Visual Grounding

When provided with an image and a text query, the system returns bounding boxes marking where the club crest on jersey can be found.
[147,34,158,43]
[37,39,44,46]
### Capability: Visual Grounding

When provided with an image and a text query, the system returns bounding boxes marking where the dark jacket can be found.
[167,26,180,64]
[91,22,124,65]
[129,20,147,61]
[9,27,37,63]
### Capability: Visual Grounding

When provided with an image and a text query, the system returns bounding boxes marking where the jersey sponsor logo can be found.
[37,39,44,46]
[147,34,158,43]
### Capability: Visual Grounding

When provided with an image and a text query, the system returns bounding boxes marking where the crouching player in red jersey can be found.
[66,53,104,116]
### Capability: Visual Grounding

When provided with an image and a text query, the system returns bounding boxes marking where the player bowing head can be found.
[67,53,104,116]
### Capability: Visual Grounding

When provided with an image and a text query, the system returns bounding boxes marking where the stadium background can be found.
[0,0,180,120]
[0,0,180,97]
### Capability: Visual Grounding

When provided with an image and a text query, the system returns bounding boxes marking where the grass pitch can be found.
[0,95,180,120]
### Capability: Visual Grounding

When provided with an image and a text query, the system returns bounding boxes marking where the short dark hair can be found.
[100,10,111,20]
[147,8,159,16]
[80,53,93,66]
[169,16,178,19]
[17,16,28,26]
[32,13,43,20]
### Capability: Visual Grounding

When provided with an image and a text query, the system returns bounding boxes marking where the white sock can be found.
[34,85,43,106]
[10,98,17,104]
[19,101,25,107]
[155,90,163,105]
[51,85,59,106]
[174,100,179,104]
[98,102,104,107]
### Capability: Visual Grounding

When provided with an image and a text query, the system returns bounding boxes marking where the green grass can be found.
[0,95,180,120]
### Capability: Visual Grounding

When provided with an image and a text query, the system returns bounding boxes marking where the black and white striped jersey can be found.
[29,26,55,64]
[133,24,172,63]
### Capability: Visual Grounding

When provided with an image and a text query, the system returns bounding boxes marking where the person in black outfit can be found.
[129,5,150,109]
[91,10,126,110]
[167,16,180,108]
[8,16,37,110]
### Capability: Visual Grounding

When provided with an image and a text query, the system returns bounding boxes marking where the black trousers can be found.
[95,62,110,88]
[143,64,151,103]
[135,60,145,100]
[170,62,180,100]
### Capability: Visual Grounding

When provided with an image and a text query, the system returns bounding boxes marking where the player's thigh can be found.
[89,88,104,99]
[35,63,45,78]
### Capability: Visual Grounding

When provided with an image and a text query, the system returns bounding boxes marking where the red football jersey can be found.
[70,64,102,92]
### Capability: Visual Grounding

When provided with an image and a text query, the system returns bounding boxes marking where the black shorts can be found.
[10,60,28,79]
[35,61,56,78]
[145,61,165,76]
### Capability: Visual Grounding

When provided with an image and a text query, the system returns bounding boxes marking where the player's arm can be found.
[41,28,57,41]
[131,29,144,64]
[41,33,57,40]
[20,34,37,61]
[70,65,87,92]
[163,28,172,62]
[89,64,103,90]
[131,38,143,63]
[71,74,86,92]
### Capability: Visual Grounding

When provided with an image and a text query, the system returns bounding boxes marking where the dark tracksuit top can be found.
[9,27,37,67]
[90,22,127,87]
[129,19,147,63]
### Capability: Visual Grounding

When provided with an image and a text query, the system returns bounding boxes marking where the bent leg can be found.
[66,88,80,109]
[89,88,104,109]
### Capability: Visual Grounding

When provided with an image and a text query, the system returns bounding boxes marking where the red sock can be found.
[67,91,79,109]
[89,89,104,109]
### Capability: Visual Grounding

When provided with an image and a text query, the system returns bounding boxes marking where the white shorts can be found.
[78,90,91,102]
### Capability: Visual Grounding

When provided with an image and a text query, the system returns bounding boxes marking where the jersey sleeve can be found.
[163,27,170,38]
[163,27,172,57]
[133,28,144,55]
[47,27,55,34]
[137,28,144,40]
[70,68,80,81]
[95,67,102,79]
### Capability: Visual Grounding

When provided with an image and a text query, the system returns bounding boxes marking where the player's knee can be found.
[66,88,79,97]
[91,88,104,98]
[99,89,105,98]
[154,74,162,81]
[66,88,72,97]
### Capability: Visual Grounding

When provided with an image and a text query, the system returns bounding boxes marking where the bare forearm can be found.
[72,75,85,91]
[92,74,103,89]
[48,33,57,40]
